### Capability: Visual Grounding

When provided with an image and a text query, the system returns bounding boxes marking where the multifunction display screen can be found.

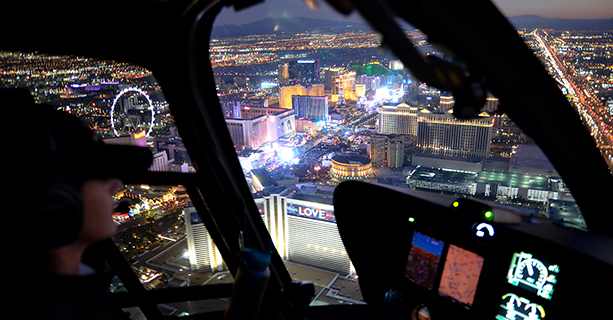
[507,252,559,300]
[496,293,546,320]
[405,232,444,290]
[438,244,484,308]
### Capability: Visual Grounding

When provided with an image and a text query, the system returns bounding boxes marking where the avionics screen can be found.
[496,293,546,320]
[405,232,444,290]
[438,244,484,308]
[507,251,560,300]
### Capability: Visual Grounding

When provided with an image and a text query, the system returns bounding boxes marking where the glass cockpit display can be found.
[438,244,484,308]
[496,293,546,320]
[405,232,444,290]
[507,252,559,300]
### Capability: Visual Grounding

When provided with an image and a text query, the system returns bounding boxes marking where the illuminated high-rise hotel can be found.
[278,63,289,85]
[377,103,419,136]
[370,135,388,167]
[440,92,455,112]
[387,136,404,169]
[323,67,341,93]
[369,134,404,169]
[484,93,500,112]
[292,95,329,122]
[416,109,494,159]
[184,203,223,272]
[279,84,324,109]
[288,59,319,83]
[253,189,352,273]
[225,108,296,151]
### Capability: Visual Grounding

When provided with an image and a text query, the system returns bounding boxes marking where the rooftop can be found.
[476,171,549,190]
[251,168,277,187]
[331,154,371,165]
[287,192,334,205]
[407,166,478,184]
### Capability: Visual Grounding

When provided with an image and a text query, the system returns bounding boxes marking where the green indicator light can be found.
[408,217,415,222]
[484,210,494,221]
[452,201,459,208]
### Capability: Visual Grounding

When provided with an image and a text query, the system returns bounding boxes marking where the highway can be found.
[533,29,613,170]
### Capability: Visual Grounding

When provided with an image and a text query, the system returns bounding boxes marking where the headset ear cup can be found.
[34,182,83,249]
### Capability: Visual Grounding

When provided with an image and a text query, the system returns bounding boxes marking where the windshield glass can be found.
[0,52,230,316]
[208,0,611,304]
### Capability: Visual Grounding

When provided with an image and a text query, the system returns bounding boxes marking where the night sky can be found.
[213,0,613,26]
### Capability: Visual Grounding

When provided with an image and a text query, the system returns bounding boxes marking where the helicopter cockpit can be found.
[1,0,612,319]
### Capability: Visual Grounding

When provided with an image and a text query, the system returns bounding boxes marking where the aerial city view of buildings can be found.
[1,13,611,312]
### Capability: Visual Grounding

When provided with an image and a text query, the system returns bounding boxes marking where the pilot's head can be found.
[4,89,153,263]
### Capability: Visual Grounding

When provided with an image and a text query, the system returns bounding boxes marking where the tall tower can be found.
[369,135,405,169]
[279,84,305,109]
[440,92,455,112]
[387,136,404,169]
[184,203,223,272]
[484,93,500,112]
[288,59,319,83]
[337,86,346,106]
[220,98,242,118]
[292,95,329,121]
[324,68,341,93]
[278,63,289,85]
[370,135,388,167]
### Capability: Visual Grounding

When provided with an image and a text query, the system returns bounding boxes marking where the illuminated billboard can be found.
[286,202,335,222]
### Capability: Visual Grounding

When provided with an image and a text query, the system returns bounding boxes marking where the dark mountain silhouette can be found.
[508,15,613,30]
[212,17,369,38]
[211,15,613,38]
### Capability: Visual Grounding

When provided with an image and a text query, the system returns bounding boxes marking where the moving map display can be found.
[438,244,484,308]
[405,232,444,290]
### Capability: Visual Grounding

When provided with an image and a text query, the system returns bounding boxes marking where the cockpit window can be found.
[0,52,231,316]
[208,0,596,305]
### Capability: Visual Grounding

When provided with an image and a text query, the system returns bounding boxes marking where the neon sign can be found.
[286,203,335,222]
[133,131,147,139]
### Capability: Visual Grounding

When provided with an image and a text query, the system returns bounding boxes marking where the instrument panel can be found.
[333,181,613,319]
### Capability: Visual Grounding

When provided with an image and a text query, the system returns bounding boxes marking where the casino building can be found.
[254,190,352,273]
[225,107,296,151]
[329,154,374,180]
[184,186,353,274]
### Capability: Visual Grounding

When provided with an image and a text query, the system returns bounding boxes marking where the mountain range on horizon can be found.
[509,15,613,30]
[211,15,613,38]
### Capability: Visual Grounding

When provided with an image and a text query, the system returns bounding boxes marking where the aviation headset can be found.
[34,123,85,249]
[5,89,84,249]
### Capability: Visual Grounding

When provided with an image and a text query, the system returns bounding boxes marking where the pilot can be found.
[3,89,153,319]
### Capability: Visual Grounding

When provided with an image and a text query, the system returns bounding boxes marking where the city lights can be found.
[279,147,295,163]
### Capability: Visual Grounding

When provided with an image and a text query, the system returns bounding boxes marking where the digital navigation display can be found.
[507,252,559,300]
[496,293,546,320]
[405,232,444,290]
[438,244,484,308]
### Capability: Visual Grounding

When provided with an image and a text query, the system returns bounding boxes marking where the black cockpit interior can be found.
[335,181,613,319]
[2,0,613,319]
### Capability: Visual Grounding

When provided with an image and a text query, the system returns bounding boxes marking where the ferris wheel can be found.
[110,87,155,137]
